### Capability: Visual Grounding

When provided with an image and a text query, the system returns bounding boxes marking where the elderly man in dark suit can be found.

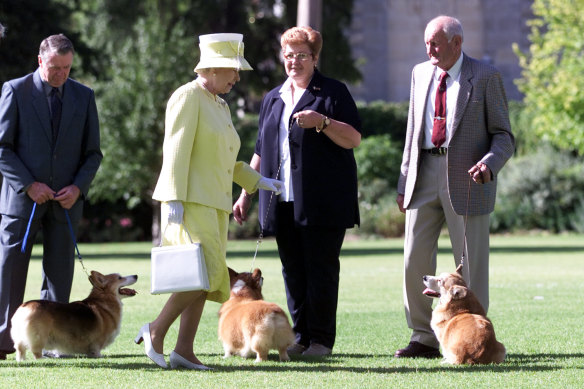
[394,16,515,359]
[0,34,102,360]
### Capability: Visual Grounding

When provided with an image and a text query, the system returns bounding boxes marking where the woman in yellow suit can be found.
[135,33,283,370]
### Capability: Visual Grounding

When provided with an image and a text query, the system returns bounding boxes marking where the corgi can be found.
[218,268,295,362]
[11,271,137,361]
[423,264,506,364]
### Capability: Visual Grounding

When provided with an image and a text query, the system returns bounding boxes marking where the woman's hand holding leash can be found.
[256,177,284,195]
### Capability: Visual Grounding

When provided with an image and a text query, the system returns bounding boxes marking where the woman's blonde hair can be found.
[280,26,322,57]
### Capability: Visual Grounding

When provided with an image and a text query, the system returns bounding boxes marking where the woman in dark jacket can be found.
[233,26,361,356]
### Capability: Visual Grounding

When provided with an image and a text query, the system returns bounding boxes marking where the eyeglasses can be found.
[283,52,312,62]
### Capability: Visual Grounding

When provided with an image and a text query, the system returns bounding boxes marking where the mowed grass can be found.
[2,233,583,388]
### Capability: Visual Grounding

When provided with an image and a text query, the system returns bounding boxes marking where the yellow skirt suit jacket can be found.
[153,79,261,303]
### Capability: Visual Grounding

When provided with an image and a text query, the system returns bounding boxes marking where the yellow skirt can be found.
[161,202,230,303]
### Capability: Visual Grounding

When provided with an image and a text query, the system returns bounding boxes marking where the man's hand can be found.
[396,194,406,214]
[54,185,81,210]
[468,162,493,184]
[26,182,55,204]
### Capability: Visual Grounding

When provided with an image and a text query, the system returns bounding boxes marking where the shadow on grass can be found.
[6,352,581,373]
[31,253,151,261]
[506,353,584,362]
[28,244,584,261]
[227,245,584,259]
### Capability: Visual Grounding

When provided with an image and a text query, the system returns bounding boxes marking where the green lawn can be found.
[2,233,583,388]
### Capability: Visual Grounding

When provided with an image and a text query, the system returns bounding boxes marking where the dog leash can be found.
[250,155,285,272]
[460,177,472,268]
[21,202,90,278]
[64,208,90,277]
[249,116,296,272]
[21,203,37,254]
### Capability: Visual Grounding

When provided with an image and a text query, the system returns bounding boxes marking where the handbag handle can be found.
[159,222,195,247]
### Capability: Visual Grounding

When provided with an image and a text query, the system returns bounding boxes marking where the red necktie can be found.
[431,71,449,147]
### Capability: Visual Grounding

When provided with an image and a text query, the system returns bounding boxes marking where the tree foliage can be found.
[514,0,584,155]
[76,0,360,209]
[1,0,360,240]
[0,0,99,82]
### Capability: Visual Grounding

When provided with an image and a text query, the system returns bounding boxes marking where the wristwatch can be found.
[316,116,330,133]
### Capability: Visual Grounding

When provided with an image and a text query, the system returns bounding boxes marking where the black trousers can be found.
[275,202,346,349]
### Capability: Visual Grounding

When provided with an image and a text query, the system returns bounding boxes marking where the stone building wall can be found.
[347,0,533,102]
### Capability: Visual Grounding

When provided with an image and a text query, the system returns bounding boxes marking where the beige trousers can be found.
[403,153,490,348]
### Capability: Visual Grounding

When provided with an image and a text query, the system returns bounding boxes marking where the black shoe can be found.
[394,341,441,359]
[0,348,15,360]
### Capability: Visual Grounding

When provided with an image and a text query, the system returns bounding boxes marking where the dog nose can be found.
[423,275,428,282]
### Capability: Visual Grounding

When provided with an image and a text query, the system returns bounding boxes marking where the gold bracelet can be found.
[316,115,330,133]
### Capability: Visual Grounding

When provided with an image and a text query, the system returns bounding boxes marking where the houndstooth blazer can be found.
[397,54,515,216]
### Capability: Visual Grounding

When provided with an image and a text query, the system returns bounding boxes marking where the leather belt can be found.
[422,147,447,156]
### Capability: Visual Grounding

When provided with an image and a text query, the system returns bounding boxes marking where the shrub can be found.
[354,134,403,191]
[356,100,408,141]
[508,100,539,156]
[492,146,584,233]
[356,179,405,238]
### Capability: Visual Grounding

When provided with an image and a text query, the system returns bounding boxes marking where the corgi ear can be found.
[252,268,263,288]
[228,267,238,279]
[252,268,262,279]
[450,285,467,300]
[89,271,104,286]
[456,264,463,275]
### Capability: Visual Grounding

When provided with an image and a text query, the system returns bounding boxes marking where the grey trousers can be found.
[0,205,75,351]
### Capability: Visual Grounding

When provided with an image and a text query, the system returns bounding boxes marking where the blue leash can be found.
[21,203,85,262]
[20,203,37,253]
[64,208,83,260]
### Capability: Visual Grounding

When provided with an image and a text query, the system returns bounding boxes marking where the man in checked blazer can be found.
[0,34,102,360]
[394,16,515,359]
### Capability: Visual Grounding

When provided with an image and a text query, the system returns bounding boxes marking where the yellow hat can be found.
[194,33,253,72]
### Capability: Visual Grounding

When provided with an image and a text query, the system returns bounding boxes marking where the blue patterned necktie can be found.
[50,87,62,143]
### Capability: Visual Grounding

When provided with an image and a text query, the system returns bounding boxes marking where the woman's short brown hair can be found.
[280,26,322,57]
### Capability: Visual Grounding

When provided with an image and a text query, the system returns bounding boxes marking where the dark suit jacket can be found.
[397,54,515,216]
[255,70,361,235]
[0,69,102,222]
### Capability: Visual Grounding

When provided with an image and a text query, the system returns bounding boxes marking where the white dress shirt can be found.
[277,77,306,201]
[423,53,464,149]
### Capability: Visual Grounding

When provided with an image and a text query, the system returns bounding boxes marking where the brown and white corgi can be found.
[218,268,294,362]
[11,271,137,361]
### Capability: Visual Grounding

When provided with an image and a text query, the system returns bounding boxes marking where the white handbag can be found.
[150,224,210,294]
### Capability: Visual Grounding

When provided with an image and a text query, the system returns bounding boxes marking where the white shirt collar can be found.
[279,77,294,95]
[436,52,464,81]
